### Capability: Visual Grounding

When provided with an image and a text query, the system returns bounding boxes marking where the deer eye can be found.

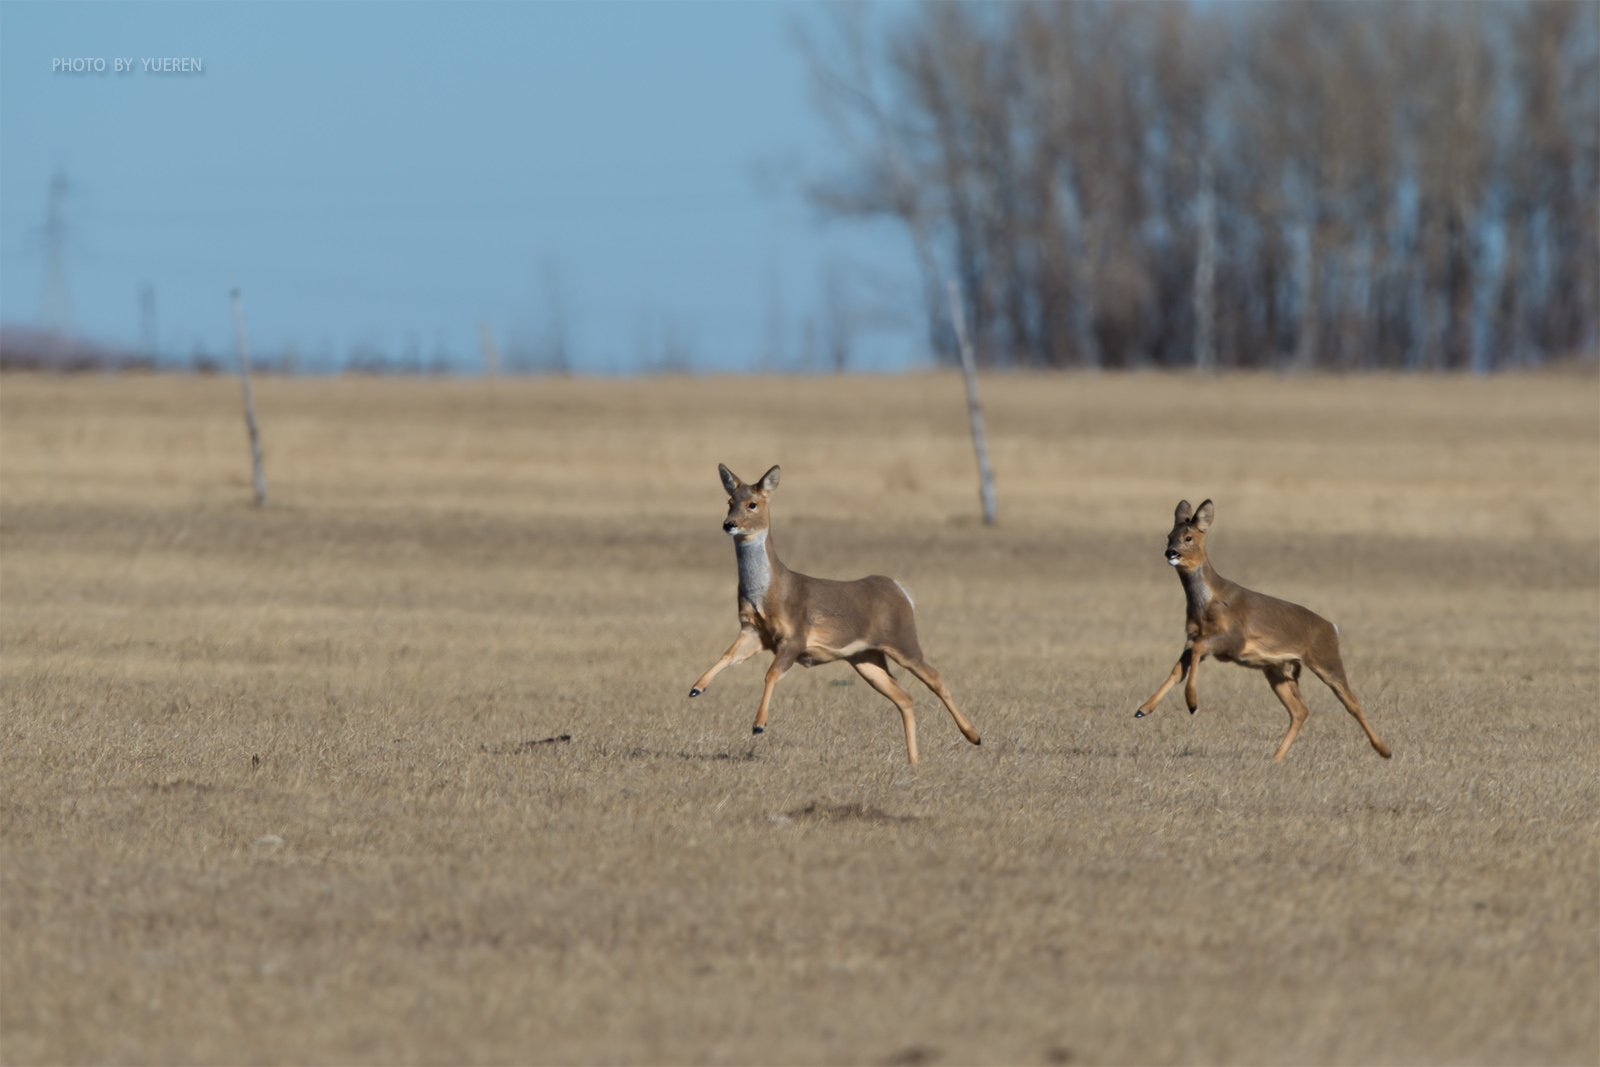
[747,501,757,510]
[1185,536,1193,542]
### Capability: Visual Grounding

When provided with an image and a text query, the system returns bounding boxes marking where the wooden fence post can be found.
[229,287,267,507]
[945,280,997,525]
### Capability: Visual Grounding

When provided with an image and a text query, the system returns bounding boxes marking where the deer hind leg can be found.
[890,652,981,746]
[1307,657,1392,758]
[690,627,763,697]
[851,651,920,765]
[1137,647,1193,717]
[1265,662,1311,760]
[751,646,798,735]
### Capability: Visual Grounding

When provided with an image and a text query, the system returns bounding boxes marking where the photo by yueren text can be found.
[52,57,203,74]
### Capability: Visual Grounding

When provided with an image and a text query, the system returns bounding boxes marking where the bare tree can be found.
[801,1,1598,372]
[821,259,854,373]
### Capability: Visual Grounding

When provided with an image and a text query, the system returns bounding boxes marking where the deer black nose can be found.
[723,520,737,532]
[1165,548,1179,560]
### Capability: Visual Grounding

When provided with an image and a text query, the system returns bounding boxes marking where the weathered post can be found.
[945,280,997,525]
[1193,154,1217,374]
[478,321,500,378]
[229,287,267,507]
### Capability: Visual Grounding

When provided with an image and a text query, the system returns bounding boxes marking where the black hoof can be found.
[1188,706,1197,715]
[974,737,982,745]
[1134,710,1146,718]
[689,687,702,698]
[752,725,764,735]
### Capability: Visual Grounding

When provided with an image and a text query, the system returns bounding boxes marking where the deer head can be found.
[719,464,781,538]
[1164,498,1214,570]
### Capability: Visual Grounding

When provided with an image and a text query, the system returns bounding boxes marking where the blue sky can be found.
[0,2,918,372]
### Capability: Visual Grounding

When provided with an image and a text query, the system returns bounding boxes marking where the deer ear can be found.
[718,464,743,495]
[757,465,781,493]
[1193,499,1214,531]
[1174,499,1194,525]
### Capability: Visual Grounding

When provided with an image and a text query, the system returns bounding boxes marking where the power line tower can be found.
[40,170,72,336]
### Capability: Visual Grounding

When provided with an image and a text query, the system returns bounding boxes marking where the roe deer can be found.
[688,463,981,765]
[1135,499,1391,761]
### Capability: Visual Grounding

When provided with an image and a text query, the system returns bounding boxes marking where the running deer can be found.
[688,463,981,765]
[1135,499,1391,760]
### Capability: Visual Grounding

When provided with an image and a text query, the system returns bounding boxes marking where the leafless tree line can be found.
[802,2,1598,371]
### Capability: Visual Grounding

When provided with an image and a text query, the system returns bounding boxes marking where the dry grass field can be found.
[1,369,1596,1066]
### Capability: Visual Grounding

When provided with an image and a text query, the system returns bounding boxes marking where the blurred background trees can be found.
[802,1,1598,371]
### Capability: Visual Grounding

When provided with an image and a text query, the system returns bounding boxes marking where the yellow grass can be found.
[2,369,1596,1065]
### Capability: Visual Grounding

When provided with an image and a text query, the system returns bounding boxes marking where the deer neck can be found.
[736,529,777,612]
[1180,560,1223,619]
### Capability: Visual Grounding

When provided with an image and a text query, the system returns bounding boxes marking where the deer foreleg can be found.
[689,627,762,697]
[1182,634,1231,713]
[1136,647,1192,717]
[1184,649,1202,713]
[751,646,798,735]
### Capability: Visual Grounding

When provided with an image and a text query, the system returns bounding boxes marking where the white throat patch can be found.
[736,530,771,610]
